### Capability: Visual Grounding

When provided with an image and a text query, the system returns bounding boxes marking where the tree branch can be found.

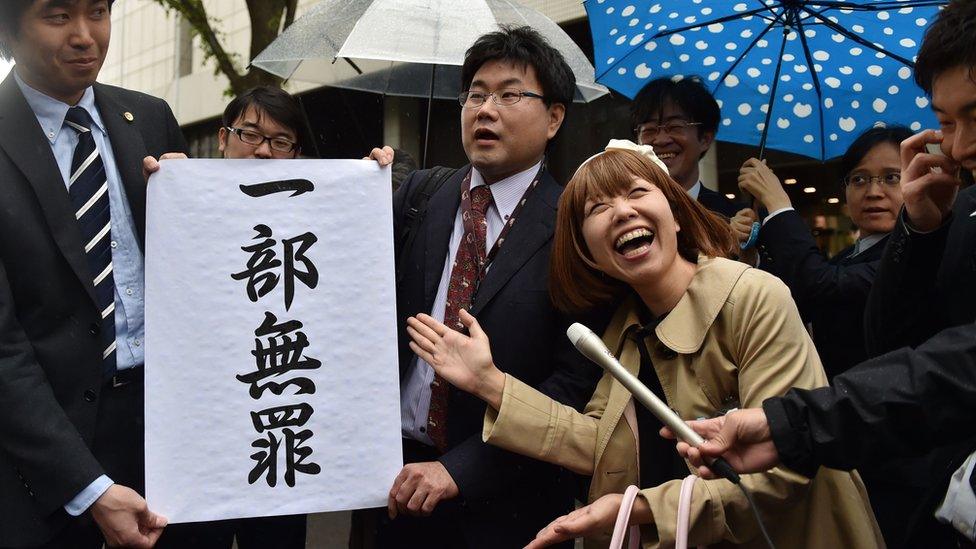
[153,0,251,93]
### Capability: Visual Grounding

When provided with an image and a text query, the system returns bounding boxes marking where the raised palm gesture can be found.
[407,309,506,409]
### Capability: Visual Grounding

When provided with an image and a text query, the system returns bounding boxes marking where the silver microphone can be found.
[567,322,740,483]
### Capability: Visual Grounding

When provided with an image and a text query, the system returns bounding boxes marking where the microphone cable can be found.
[737,481,777,549]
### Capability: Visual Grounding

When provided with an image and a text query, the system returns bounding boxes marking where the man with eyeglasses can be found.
[630,77,743,218]
[218,86,303,160]
[356,26,600,549]
[143,87,307,549]
[737,125,911,378]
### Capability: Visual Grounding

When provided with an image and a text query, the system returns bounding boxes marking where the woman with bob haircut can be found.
[405,142,882,548]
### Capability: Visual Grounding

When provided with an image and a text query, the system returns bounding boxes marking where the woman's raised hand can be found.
[407,309,506,409]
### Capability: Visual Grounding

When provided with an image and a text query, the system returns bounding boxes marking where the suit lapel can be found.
[469,171,559,316]
[422,168,467,310]
[0,75,99,306]
[94,84,150,246]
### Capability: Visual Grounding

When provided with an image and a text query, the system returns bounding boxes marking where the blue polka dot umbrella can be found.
[586,0,946,160]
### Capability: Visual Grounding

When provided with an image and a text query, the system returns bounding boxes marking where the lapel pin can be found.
[123,112,134,122]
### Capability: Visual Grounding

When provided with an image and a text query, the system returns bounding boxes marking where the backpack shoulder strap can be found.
[396,166,457,284]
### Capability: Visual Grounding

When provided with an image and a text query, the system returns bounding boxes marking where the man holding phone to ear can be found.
[852,1,976,545]
[863,0,976,356]
[669,3,976,547]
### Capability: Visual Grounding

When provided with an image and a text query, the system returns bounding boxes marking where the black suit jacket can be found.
[392,166,602,547]
[862,186,976,547]
[757,209,886,378]
[0,74,187,546]
[766,321,976,548]
[697,184,743,219]
[866,186,976,353]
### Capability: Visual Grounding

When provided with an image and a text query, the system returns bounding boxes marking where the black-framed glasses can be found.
[844,172,901,188]
[635,121,702,144]
[458,88,546,108]
[225,127,298,153]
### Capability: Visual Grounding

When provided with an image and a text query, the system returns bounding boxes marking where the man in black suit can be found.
[738,126,913,379]
[0,1,187,547]
[358,27,600,548]
[860,2,976,546]
[737,126,928,547]
[630,77,742,218]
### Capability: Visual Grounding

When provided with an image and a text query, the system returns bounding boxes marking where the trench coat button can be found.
[83,389,97,402]
[88,323,101,336]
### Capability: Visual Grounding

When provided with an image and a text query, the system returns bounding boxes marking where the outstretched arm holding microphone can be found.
[666,320,976,481]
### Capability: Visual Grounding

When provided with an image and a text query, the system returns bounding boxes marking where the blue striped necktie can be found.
[64,106,117,377]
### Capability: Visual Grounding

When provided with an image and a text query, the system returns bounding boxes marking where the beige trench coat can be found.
[484,257,883,548]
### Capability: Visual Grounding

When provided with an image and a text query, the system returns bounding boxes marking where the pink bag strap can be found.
[608,485,641,549]
[609,477,703,549]
[675,475,699,549]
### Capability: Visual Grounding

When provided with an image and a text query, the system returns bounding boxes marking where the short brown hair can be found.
[550,149,736,313]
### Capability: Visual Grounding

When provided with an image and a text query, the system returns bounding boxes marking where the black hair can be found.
[222,86,305,153]
[838,125,913,178]
[630,76,720,143]
[0,0,115,60]
[461,26,576,110]
[915,0,976,96]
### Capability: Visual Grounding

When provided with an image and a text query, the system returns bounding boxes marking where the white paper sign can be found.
[144,159,402,523]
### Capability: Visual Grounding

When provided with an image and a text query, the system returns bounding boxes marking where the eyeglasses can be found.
[225,127,298,153]
[844,172,901,188]
[635,121,702,144]
[458,88,546,108]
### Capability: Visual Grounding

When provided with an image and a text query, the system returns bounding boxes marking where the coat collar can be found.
[608,256,750,355]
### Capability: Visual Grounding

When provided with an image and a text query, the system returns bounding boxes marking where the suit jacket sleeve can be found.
[0,257,105,514]
[758,209,877,310]
[765,321,976,478]
[864,210,950,355]
[162,98,189,154]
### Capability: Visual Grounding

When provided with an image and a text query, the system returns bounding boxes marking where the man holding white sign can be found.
[152,87,308,549]
[145,87,396,549]
[144,156,403,531]
[0,1,189,547]
[358,27,603,548]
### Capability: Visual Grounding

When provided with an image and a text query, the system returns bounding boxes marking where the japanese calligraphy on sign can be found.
[144,159,401,523]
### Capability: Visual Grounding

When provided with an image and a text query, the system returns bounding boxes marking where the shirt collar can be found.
[609,256,750,355]
[470,160,543,220]
[14,69,103,144]
[851,232,887,257]
[686,181,702,200]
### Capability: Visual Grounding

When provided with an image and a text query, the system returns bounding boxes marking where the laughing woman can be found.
[406,142,882,549]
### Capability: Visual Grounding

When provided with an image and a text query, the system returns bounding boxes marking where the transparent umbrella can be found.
[251,0,609,164]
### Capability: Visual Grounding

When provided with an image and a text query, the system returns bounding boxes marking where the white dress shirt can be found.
[936,451,976,541]
[400,161,542,445]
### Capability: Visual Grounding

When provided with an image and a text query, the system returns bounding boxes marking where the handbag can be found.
[608,476,703,549]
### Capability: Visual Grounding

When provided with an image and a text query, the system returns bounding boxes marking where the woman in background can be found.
[735,125,920,547]
[736,125,912,377]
